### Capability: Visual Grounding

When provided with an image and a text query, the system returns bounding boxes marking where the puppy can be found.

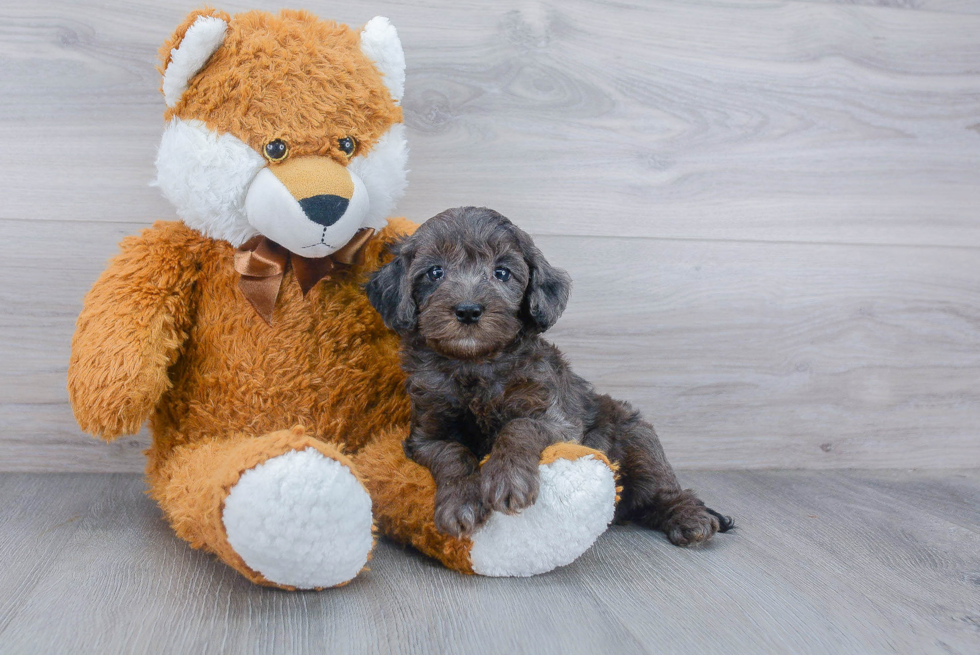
[366,207,733,545]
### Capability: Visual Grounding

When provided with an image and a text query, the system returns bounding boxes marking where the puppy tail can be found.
[706,507,735,533]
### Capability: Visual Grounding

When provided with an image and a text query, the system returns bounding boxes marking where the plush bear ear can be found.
[159,9,230,108]
[359,17,405,103]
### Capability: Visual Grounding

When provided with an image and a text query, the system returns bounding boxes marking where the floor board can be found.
[1,470,978,654]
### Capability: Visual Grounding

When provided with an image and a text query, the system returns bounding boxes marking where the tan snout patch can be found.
[269,156,354,201]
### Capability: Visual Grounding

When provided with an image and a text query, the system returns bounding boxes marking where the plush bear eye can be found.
[263,139,289,162]
[338,137,357,157]
[493,267,511,282]
[426,266,444,282]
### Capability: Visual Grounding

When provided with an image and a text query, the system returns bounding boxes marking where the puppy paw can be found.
[434,475,491,537]
[481,455,540,514]
[663,502,734,547]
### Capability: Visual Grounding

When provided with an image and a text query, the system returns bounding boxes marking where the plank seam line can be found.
[3,217,979,252]
[532,233,980,252]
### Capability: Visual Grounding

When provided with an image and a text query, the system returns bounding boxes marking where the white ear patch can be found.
[359,16,405,103]
[162,15,228,108]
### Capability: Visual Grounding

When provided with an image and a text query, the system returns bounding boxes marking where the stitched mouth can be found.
[301,226,334,250]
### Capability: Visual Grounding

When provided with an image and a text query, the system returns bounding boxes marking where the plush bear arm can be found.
[68,222,200,441]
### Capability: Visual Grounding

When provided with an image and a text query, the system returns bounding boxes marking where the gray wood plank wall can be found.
[2,0,978,472]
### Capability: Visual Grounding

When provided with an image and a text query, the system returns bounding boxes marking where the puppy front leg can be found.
[404,434,490,537]
[481,418,562,514]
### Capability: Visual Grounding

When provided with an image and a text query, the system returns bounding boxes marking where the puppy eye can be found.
[338,137,357,158]
[426,266,444,282]
[263,139,289,162]
[493,267,511,282]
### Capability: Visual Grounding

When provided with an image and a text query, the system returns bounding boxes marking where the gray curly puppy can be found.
[366,206,733,545]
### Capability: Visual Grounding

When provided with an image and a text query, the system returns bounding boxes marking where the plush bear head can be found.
[153,8,408,257]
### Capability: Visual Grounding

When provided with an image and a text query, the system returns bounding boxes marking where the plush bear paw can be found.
[222,447,373,589]
[468,445,616,577]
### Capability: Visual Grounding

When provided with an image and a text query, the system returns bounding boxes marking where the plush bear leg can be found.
[147,426,374,590]
[355,429,617,577]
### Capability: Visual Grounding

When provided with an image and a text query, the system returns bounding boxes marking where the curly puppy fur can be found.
[366,207,734,545]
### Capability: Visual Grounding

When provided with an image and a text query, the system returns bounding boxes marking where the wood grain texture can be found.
[800,0,980,14]
[1,470,978,653]
[1,0,979,470]
[3,0,979,245]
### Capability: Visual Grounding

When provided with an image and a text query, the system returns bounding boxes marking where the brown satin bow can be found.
[233,228,376,325]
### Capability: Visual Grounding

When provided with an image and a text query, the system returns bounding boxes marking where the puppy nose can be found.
[454,303,484,324]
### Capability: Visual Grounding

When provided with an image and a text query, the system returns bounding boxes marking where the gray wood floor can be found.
[3,0,980,472]
[1,470,978,654]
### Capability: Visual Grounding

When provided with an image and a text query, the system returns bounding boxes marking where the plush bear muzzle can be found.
[245,155,371,259]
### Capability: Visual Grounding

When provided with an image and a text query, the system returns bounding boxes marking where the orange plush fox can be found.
[67,8,616,589]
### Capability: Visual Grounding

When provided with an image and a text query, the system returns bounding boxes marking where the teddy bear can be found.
[66,8,618,589]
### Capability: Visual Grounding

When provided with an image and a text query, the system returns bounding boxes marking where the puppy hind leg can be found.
[582,395,733,546]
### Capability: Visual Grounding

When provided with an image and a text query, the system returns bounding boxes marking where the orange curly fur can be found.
[68,218,427,584]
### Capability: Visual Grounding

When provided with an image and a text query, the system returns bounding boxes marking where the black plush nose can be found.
[299,194,349,227]
[454,303,484,324]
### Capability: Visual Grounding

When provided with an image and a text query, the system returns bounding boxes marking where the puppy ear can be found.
[514,228,571,332]
[365,244,417,333]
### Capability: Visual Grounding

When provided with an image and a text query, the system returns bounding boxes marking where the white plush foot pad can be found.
[469,455,616,577]
[222,448,373,589]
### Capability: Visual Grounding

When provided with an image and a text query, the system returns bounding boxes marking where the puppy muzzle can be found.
[245,156,370,258]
